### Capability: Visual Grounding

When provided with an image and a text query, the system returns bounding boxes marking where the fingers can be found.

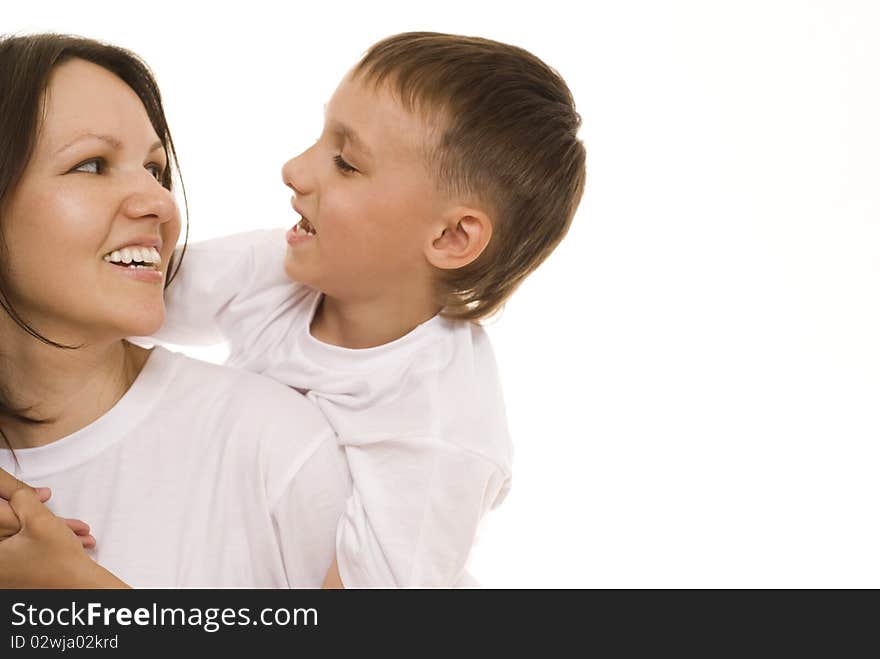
[1,493,54,539]
[64,518,90,535]
[0,466,28,500]
[8,486,51,527]
[0,498,19,540]
[2,478,90,547]
[0,467,48,505]
[63,519,96,548]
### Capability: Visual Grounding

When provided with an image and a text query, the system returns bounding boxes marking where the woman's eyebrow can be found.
[56,131,121,154]
[55,131,163,155]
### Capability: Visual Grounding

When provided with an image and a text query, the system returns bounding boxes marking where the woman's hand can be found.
[0,486,51,538]
[0,489,96,548]
[0,469,128,589]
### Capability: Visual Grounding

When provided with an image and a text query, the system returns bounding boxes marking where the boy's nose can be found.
[281,153,313,196]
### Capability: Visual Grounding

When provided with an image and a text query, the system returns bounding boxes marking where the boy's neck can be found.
[310,290,443,350]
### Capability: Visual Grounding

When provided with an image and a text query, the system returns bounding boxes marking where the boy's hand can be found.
[0,487,96,548]
[0,483,127,589]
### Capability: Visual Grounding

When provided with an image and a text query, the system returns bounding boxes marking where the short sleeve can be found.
[336,439,509,588]
[153,229,292,347]
[270,434,352,587]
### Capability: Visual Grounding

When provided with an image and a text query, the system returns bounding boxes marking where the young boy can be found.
[156,32,586,587]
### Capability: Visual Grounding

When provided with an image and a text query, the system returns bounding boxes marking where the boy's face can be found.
[281,73,445,302]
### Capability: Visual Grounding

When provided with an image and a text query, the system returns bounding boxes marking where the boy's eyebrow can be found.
[325,117,373,160]
[56,131,163,155]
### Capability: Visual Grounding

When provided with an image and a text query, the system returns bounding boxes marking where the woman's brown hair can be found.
[0,33,188,445]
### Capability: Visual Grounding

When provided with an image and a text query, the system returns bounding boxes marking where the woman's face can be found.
[1,58,180,343]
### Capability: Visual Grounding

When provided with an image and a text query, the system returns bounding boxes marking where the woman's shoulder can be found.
[148,347,341,494]
[150,346,333,442]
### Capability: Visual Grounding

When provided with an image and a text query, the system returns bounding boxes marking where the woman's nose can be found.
[120,177,178,224]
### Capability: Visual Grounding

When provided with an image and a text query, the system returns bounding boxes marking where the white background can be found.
[5,0,879,587]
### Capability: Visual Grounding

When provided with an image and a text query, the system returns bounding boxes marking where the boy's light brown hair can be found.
[353,32,586,321]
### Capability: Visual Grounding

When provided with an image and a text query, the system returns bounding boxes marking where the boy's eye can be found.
[333,154,358,174]
[70,158,104,174]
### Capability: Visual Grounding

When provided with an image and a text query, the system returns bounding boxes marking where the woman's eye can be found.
[71,158,104,174]
[333,154,358,174]
[146,162,165,181]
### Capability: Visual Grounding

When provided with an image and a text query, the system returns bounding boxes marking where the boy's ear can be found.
[425,206,493,270]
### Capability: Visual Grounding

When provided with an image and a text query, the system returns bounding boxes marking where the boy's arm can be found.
[270,431,351,588]
[151,229,292,347]
[330,334,512,588]
[322,556,345,589]
[335,443,508,588]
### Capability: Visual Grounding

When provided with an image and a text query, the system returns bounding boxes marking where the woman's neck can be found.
[0,327,149,449]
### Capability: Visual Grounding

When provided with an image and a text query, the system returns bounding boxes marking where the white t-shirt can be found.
[155,229,513,587]
[0,346,350,588]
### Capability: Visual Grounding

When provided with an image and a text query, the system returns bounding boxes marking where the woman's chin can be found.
[115,308,166,339]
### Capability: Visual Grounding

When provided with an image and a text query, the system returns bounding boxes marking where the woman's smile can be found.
[103,258,165,283]
[102,241,165,283]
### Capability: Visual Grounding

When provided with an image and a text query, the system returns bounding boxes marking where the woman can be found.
[0,34,349,587]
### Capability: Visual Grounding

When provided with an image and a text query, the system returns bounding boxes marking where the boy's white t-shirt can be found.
[0,346,350,588]
[156,229,513,587]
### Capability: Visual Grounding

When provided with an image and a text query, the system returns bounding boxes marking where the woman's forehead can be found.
[38,59,157,153]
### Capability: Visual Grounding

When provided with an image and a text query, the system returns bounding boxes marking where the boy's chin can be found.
[283,254,312,286]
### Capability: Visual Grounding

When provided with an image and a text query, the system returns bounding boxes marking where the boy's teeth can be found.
[296,218,316,235]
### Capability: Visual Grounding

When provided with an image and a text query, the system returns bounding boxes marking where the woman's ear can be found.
[425,207,493,270]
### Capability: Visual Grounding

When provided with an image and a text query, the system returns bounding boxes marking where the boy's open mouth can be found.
[291,216,317,236]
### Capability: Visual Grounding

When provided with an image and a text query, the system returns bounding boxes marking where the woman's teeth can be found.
[103,246,162,267]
